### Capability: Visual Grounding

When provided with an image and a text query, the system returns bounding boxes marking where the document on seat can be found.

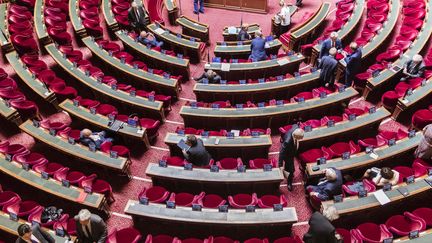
[373,189,391,205]
[154,28,166,35]
[221,63,230,72]
[277,58,289,66]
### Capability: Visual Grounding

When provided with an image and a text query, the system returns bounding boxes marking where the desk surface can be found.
[125,200,297,225]
[102,0,117,29]
[148,23,201,50]
[60,99,147,141]
[164,0,178,11]
[176,15,209,33]
[69,0,86,35]
[214,39,282,55]
[0,4,10,47]
[19,120,128,171]
[322,176,431,215]
[34,0,49,41]
[394,229,432,242]
[223,23,260,37]
[0,98,17,121]
[306,132,423,177]
[291,2,331,39]
[397,78,432,110]
[146,163,283,183]
[0,154,104,208]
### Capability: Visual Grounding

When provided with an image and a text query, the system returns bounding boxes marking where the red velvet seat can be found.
[300,119,321,129]
[145,234,176,243]
[197,194,226,208]
[385,212,426,236]
[412,109,432,129]
[358,135,387,149]
[13,151,47,167]
[216,158,243,169]
[412,208,432,227]
[49,82,78,99]
[0,141,27,155]
[33,162,64,176]
[249,158,277,169]
[28,207,58,228]
[354,223,392,243]
[168,192,203,207]
[291,91,313,102]
[320,115,344,126]
[48,27,72,44]
[96,104,118,116]
[342,179,376,196]
[139,118,160,139]
[228,193,258,208]
[3,200,41,218]
[299,147,332,164]
[0,88,25,99]
[54,168,85,185]
[138,186,170,203]
[100,141,130,157]
[328,141,360,157]
[244,238,268,243]
[273,236,302,243]
[376,46,402,63]
[74,96,100,108]
[80,174,115,202]
[393,166,414,183]
[0,191,20,207]
[335,228,351,243]
[257,195,287,208]
[378,128,407,140]
[412,160,428,177]
[40,120,67,131]
[53,216,77,236]
[107,227,142,243]
[210,236,239,243]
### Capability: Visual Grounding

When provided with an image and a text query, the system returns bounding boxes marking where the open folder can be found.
[373,189,391,205]
[177,139,191,151]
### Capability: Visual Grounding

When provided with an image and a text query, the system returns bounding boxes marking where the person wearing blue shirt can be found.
[137,31,163,47]
[249,30,268,61]
[319,32,342,59]
[344,42,362,86]
[307,168,343,201]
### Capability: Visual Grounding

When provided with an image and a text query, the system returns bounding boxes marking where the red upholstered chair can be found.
[393,166,414,183]
[0,88,25,100]
[299,147,333,165]
[28,207,57,228]
[385,212,426,236]
[279,124,293,141]
[273,236,302,243]
[40,120,67,131]
[163,156,185,166]
[376,46,402,63]
[299,119,321,129]
[353,223,392,243]
[179,238,206,243]
[328,141,360,157]
[411,109,432,129]
[107,227,142,243]
[168,192,204,207]
[48,27,72,44]
[378,128,407,141]
[412,208,432,227]
[79,174,115,203]
[0,190,20,207]
[243,238,268,243]
[228,193,258,209]
[249,158,277,169]
[291,91,313,102]
[100,141,130,158]
[13,151,47,167]
[412,158,431,171]
[74,97,100,108]
[49,82,78,99]
[138,186,170,203]
[33,162,64,176]
[335,228,351,243]
[196,194,226,208]
[209,236,239,243]
[145,234,176,243]
[257,195,287,208]
[344,107,367,117]
[3,200,41,218]
[412,161,428,178]
[0,141,27,155]
[96,104,118,116]
[404,0,426,8]
[0,78,17,90]
[358,135,387,149]
[342,179,376,196]
[216,158,243,169]
[139,118,160,139]
[53,216,77,236]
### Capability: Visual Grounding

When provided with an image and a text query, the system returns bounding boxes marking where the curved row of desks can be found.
[204,54,305,80]
[394,229,432,242]
[45,43,166,121]
[176,15,209,43]
[69,0,87,38]
[0,3,13,54]
[214,39,282,60]
[0,97,20,125]
[310,0,365,66]
[393,77,432,119]
[181,87,358,130]
[305,131,422,180]
[102,0,120,32]
[34,0,50,45]
[19,120,131,174]
[164,0,179,25]
[364,0,432,99]
[222,24,260,42]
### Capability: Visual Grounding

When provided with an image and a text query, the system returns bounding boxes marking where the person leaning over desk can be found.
[182,135,212,167]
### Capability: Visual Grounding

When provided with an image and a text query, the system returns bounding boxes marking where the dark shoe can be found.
[193,11,198,14]
[199,9,204,14]
[287,184,293,191]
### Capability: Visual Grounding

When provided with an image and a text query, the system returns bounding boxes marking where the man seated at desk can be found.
[137,31,163,48]
[249,30,268,62]
[80,128,114,150]
[182,135,212,167]
[193,69,222,84]
[306,168,343,201]
[401,54,426,82]
[363,167,399,186]
[237,24,250,41]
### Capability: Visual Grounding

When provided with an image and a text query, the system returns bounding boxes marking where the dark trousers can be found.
[283,156,295,185]
[280,25,289,36]
[344,72,355,86]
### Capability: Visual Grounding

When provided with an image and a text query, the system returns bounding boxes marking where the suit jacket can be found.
[128,7,148,28]
[303,212,338,243]
[405,60,426,78]
[15,224,55,243]
[318,55,338,85]
[237,29,250,41]
[186,139,212,166]
[74,214,107,243]
[313,167,343,201]
[249,37,267,61]
[345,48,362,76]
[279,124,299,165]
[319,38,342,59]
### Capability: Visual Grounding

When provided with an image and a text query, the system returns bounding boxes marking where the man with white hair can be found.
[74,209,107,243]
[303,210,339,243]
[318,47,338,87]
[319,32,342,59]
[344,42,362,86]
[128,2,148,32]
[249,30,268,61]
[274,1,291,36]
[306,168,343,201]
[279,123,305,191]
[401,54,426,82]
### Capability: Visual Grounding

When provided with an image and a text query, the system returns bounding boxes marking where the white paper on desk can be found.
[221,63,230,72]
[154,28,165,35]
[264,42,270,48]
[231,130,240,137]
[277,58,289,66]
[369,152,379,159]
[373,189,391,205]
[402,99,409,104]
[204,63,211,69]
[227,26,237,34]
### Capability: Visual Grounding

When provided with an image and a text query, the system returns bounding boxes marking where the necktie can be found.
[85,225,91,239]
[332,41,335,48]
[136,9,140,19]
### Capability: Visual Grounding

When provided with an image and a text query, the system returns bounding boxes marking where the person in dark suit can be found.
[80,129,113,149]
[128,2,148,32]
[279,125,305,191]
[193,69,221,84]
[303,212,339,243]
[249,30,267,61]
[237,25,250,41]
[137,30,163,47]
[193,0,204,14]
[74,209,107,243]
[319,32,342,59]
[182,135,212,166]
[344,42,362,86]
[16,223,55,243]
[318,47,338,87]
[401,54,426,82]
[307,168,343,201]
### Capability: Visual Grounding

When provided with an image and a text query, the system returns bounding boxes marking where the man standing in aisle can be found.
[343,42,362,87]
[279,125,305,191]
[194,0,205,14]
[318,47,338,87]
[128,2,148,32]
[74,209,107,243]
[319,32,342,59]
[275,1,291,36]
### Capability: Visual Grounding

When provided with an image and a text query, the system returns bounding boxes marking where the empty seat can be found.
[385,212,426,236]
[228,193,258,209]
[257,195,287,208]
[107,227,142,243]
[197,194,226,208]
[138,186,169,203]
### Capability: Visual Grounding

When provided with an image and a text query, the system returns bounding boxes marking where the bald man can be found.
[318,47,338,87]
[402,54,426,82]
[128,2,148,32]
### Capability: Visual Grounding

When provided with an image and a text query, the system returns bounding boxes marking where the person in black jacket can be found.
[401,54,426,82]
[182,135,212,166]
[74,209,107,243]
[128,2,148,32]
[306,168,343,201]
[318,47,338,87]
[80,129,113,149]
[279,125,304,191]
[193,70,222,84]
[237,25,250,41]
[303,211,339,243]
[16,223,55,243]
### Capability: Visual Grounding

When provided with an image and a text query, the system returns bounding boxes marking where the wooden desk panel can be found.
[214,39,282,60]
[393,78,432,119]
[164,0,179,25]
[204,0,268,14]
[69,0,87,38]
[222,23,260,42]
[0,97,20,125]
[34,0,50,45]
[0,4,13,54]
[102,0,119,31]
[176,15,209,43]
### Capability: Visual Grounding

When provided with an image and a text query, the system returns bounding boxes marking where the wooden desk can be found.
[82,36,180,99]
[0,97,20,125]
[146,163,283,195]
[125,200,297,240]
[305,132,422,180]
[335,0,401,81]
[164,132,271,161]
[204,54,305,80]
[59,99,150,145]
[194,72,320,103]
[45,43,166,121]
[147,23,203,63]
[0,154,106,210]
[102,0,119,32]
[310,0,365,66]
[393,78,432,119]
[176,15,209,43]
[289,2,331,51]
[34,0,50,45]
[6,52,58,106]
[214,39,282,60]
[164,0,179,25]
[181,87,358,130]
[222,23,260,42]
[0,3,13,54]
[394,229,432,242]
[299,107,391,150]
[69,0,87,38]
[364,0,432,99]
[19,120,131,174]
[204,0,268,14]
[116,30,190,80]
